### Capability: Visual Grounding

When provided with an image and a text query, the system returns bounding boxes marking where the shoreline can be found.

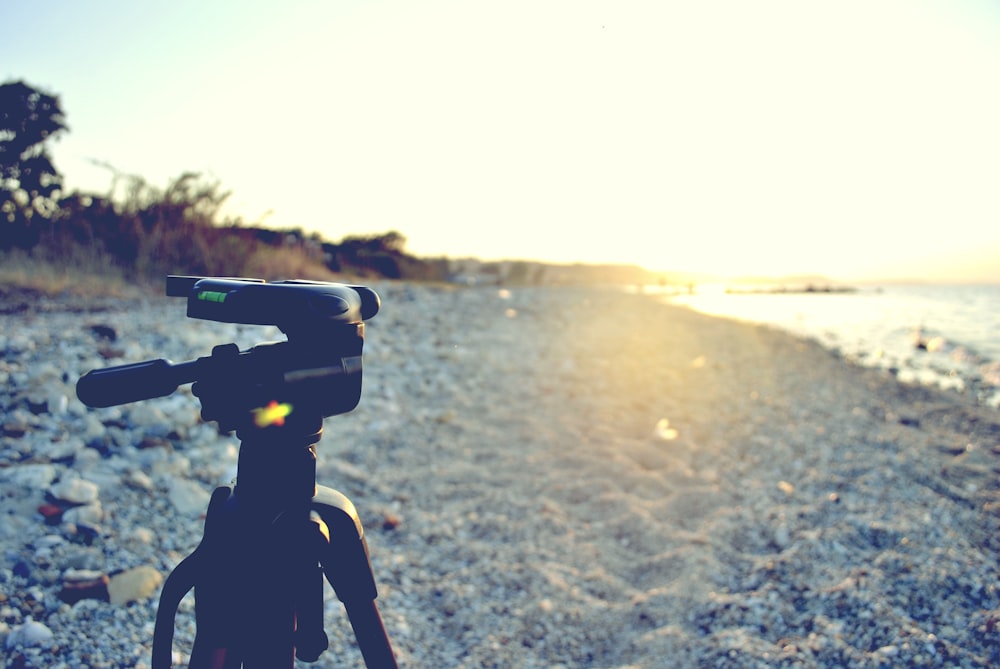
[1,284,999,667]
[656,283,1000,411]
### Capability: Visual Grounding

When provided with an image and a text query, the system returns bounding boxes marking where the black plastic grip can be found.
[76,359,183,408]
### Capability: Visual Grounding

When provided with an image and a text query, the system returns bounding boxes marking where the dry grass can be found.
[239,246,341,281]
[0,249,141,298]
[0,246,381,301]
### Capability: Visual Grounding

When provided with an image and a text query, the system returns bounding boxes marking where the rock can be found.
[37,435,83,462]
[87,323,118,341]
[33,534,65,550]
[107,566,162,605]
[123,469,154,491]
[126,403,167,428]
[50,477,100,504]
[79,413,106,442]
[137,435,173,450]
[5,619,54,648]
[37,503,65,522]
[62,502,104,529]
[2,463,57,489]
[2,419,29,438]
[124,526,155,546]
[165,477,210,515]
[654,418,679,440]
[47,390,70,415]
[58,570,111,604]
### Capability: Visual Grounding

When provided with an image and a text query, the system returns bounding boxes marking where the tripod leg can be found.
[216,498,298,669]
[344,600,400,669]
[292,513,330,662]
[152,485,242,669]
[151,548,200,669]
[156,484,296,669]
[313,486,398,669]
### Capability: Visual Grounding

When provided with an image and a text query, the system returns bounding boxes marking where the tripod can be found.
[150,409,397,668]
[75,277,398,669]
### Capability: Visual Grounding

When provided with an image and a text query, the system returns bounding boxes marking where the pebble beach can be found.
[2,282,999,668]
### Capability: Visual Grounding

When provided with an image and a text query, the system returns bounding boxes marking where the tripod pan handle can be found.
[77,359,188,408]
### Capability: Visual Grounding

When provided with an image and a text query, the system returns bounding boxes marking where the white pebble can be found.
[1,463,57,489]
[50,477,100,504]
[165,477,210,515]
[6,619,54,648]
[62,501,104,527]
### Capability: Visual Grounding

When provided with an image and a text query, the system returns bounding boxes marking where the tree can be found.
[1,80,68,249]
[325,231,410,277]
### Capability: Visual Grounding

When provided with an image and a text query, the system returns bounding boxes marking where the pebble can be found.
[165,477,210,516]
[2,463,57,488]
[62,501,104,529]
[124,469,154,491]
[107,566,163,606]
[50,477,100,504]
[0,286,998,669]
[6,619,55,648]
[126,403,168,429]
[59,570,111,604]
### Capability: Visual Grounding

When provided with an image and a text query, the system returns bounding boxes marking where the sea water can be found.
[651,283,1000,408]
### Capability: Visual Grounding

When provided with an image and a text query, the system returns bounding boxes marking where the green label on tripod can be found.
[196,290,228,303]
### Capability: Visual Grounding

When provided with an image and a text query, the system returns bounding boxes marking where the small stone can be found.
[127,404,167,428]
[773,524,791,549]
[58,570,111,604]
[107,566,163,606]
[88,323,118,341]
[47,391,69,415]
[37,503,65,522]
[125,526,155,545]
[80,414,106,442]
[5,619,54,648]
[2,419,28,437]
[62,502,103,528]
[13,559,32,578]
[50,477,100,504]
[38,436,83,462]
[34,534,65,550]
[3,463,57,489]
[137,435,172,451]
[654,418,679,440]
[166,477,210,515]
[124,469,154,491]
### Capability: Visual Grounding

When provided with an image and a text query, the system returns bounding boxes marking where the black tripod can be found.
[76,277,398,668]
[150,409,396,668]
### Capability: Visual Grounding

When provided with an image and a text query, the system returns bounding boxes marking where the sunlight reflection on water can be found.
[644,283,1000,407]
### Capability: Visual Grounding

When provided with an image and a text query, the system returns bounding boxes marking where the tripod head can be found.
[165,276,380,337]
[77,278,399,668]
[77,276,380,432]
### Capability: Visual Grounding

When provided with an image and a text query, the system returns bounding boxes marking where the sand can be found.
[2,282,999,667]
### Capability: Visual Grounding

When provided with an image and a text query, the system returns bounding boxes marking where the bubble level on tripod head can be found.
[196,290,228,304]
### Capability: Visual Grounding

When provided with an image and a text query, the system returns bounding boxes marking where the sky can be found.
[3,0,1000,282]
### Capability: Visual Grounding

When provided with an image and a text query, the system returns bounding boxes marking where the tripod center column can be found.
[234,417,323,511]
